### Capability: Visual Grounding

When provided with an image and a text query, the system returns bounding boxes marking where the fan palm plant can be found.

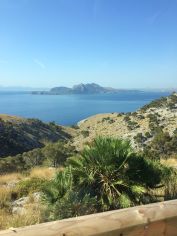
[43,167,97,220]
[43,166,73,205]
[68,137,169,211]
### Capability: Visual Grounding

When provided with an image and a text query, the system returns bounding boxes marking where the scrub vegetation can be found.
[0,93,177,230]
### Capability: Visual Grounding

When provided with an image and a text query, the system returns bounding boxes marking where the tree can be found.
[44,141,72,167]
[23,148,44,168]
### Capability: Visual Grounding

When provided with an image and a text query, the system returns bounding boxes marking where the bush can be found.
[144,131,177,158]
[70,125,79,129]
[101,117,115,124]
[43,141,74,167]
[102,117,111,122]
[147,113,159,125]
[145,132,152,139]
[127,121,140,130]
[16,178,48,197]
[81,130,89,138]
[51,192,97,220]
[137,114,145,119]
[108,119,115,124]
[134,133,146,144]
[124,115,131,122]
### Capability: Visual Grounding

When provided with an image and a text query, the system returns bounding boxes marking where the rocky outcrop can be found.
[12,192,41,215]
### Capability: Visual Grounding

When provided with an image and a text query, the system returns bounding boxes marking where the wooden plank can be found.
[0,200,177,236]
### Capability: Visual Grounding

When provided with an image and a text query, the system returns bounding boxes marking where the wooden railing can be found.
[0,199,177,236]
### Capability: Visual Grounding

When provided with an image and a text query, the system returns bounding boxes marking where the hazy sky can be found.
[0,0,177,89]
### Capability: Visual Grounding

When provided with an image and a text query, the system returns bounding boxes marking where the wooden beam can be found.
[0,199,177,236]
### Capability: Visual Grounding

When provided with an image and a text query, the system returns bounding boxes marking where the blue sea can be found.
[0,91,171,125]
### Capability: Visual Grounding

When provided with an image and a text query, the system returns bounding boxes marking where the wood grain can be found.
[0,199,177,236]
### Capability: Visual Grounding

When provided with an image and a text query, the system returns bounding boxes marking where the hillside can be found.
[73,93,177,151]
[0,115,75,158]
[32,83,141,95]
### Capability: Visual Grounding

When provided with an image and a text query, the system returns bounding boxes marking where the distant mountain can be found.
[32,83,141,95]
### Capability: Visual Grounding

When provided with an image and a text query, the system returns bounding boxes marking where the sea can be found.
[0,91,171,125]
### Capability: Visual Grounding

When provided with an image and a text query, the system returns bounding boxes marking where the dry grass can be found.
[0,114,24,122]
[0,186,13,208]
[0,173,23,186]
[0,168,60,231]
[0,209,11,230]
[0,169,49,230]
[161,157,177,168]
[0,204,44,230]
[29,167,57,180]
[8,203,44,229]
[0,178,46,230]
[0,168,57,184]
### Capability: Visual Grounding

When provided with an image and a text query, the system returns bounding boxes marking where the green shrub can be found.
[124,115,131,122]
[145,131,177,158]
[44,141,73,167]
[102,117,111,122]
[17,178,48,197]
[127,121,140,130]
[145,132,152,139]
[102,117,115,123]
[134,133,146,144]
[81,130,89,138]
[70,125,79,129]
[137,114,145,119]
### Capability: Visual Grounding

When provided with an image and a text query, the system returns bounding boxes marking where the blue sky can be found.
[0,0,177,89]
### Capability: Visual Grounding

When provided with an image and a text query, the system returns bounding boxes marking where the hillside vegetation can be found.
[74,93,177,154]
[0,115,75,158]
[0,137,176,230]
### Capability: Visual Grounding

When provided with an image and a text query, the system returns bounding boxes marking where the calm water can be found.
[0,91,170,125]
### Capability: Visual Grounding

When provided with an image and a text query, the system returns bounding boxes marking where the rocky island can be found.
[32,83,141,95]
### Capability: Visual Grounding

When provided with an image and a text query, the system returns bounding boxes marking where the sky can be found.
[0,0,177,89]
